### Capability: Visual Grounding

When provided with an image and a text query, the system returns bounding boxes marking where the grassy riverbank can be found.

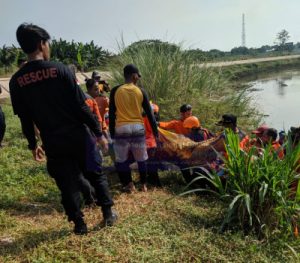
[0,102,299,262]
[223,58,300,80]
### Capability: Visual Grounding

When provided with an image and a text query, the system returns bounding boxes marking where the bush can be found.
[188,130,300,239]
[108,40,260,131]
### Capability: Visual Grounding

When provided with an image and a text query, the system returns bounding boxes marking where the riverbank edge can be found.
[222,58,300,81]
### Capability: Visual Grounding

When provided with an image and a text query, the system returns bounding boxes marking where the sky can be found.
[1,0,300,53]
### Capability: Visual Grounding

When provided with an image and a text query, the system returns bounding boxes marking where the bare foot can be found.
[141,184,148,192]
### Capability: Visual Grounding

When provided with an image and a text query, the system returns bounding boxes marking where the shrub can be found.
[108,40,260,131]
[185,130,300,239]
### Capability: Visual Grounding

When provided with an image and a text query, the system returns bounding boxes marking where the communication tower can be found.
[242,13,246,47]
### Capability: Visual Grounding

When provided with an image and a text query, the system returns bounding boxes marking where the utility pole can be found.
[242,13,246,47]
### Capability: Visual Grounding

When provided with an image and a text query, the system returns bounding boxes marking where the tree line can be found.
[0,39,111,73]
[0,29,299,74]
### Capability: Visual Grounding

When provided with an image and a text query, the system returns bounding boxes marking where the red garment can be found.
[143,116,156,148]
[159,119,189,135]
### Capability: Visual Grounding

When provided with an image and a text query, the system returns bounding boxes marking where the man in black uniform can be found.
[9,23,117,235]
[0,85,5,147]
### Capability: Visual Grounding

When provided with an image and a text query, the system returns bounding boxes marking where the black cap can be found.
[180,104,192,113]
[265,128,278,141]
[123,64,141,78]
[290,126,300,142]
[216,114,237,126]
[91,71,101,79]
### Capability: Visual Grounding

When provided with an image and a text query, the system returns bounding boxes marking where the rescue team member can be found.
[109,64,158,193]
[159,104,192,135]
[209,114,249,175]
[261,128,284,159]
[0,85,5,147]
[9,23,117,235]
[80,78,110,205]
[183,116,213,142]
[92,71,111,139]
[91,71,110,94]
[143,102,162,187]
[216,114,249,150]
[85,78,108,137]
[95,92,109,128]
[246,124,269,153]
[251,125,269,146]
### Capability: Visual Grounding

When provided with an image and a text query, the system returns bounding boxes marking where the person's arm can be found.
[10,77,36,148]
[9,77,44,161]
[92,99,103,124]
[109,85,121,139]
[141,88,158,137]
[61,65,102,137]
[159,120,177,130]
[19,115,45,161]
[85,98,103,127]
[19,115,37,150]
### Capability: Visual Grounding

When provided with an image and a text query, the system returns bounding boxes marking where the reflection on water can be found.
[247,70,300,131]
[277,80,287,97]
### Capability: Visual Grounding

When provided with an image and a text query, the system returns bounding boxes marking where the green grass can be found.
[186,130,300,240]
[107,41,261,132]
[0,102,299,262]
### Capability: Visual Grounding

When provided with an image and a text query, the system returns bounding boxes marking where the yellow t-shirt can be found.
[114,83,144,126]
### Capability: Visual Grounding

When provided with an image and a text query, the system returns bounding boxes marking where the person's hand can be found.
[31,146,45,162]
[97,136,108,153]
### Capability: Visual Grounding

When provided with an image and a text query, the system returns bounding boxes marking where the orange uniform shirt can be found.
[159,120,189,135]
[95,95,109,122]
[271,141,284,160]
[85,97,107,131]
[239,135,250,151]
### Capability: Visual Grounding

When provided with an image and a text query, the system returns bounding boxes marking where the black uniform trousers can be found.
[45,127,113,222]
[0,106,6,145]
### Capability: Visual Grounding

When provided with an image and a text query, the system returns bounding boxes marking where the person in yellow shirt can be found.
[109,64,158,192]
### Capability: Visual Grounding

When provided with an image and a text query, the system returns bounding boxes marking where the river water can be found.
[247,69,300,131]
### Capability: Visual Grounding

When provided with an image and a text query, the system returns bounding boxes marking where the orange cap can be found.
[183,116,200,129]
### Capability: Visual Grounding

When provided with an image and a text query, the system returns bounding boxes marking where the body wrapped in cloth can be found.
[156,128,225,168]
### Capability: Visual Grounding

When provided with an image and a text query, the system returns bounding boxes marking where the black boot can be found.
[73,216,88,235]
[102,207,118,227]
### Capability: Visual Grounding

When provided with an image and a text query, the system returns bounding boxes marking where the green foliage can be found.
[187,130,300,240]
[231,46,250,55]
[123,39,180,56]
[0,39,111,74]
[0,101,299,261]
[50,39,111,71]
[183,48,207,62]
[108,40,260,130]
[275,30,291,48]
[0,103,59,208]
[0,45,19,73]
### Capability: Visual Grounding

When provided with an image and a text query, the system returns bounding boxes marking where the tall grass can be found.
[188,130,300,239]
[108,40,261,130]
